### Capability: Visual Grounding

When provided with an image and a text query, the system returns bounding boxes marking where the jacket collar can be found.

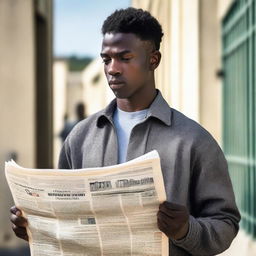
[96,90,172,127]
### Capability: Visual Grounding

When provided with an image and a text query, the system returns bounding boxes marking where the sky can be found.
[54,0,131,58]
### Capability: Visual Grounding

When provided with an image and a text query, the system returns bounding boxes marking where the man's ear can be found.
[149,51,161,70]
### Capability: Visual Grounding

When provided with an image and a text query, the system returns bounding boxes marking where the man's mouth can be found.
[109,80,125,89]
[109,80,125,85]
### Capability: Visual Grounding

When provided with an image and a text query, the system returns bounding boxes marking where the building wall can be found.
[199,0,222,142]
[132,0,201,125]
[132,0,172,106]
[132,0,256,255]
[218,0,234,19]
[67,71,84,121]
[82,58,114,116]
[0,0,35,248]
[217,0,256,255]
[35,0,53,168]
[53,60,68,168]
[132,0,225,142]
[131,0,227,144]
[0,0,53,250]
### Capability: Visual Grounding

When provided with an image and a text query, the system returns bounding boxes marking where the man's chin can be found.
[113,92,127,99]
[111,89,129,99]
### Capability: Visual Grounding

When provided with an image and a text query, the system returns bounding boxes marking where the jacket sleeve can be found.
[58,137,72,169]
[172,134,241,255]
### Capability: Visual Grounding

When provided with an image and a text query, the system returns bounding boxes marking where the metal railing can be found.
[222,0,256,239]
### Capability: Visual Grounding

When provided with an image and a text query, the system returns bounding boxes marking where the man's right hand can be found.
[10,206,28,241]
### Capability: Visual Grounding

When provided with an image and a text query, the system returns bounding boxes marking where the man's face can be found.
[101,33,152,100]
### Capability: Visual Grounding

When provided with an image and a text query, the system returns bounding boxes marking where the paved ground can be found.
[218,230,256,256]
[0,246,30,256]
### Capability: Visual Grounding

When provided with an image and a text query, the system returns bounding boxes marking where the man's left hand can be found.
[157,201,189,240]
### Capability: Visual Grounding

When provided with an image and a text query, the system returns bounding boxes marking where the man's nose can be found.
[108,60,121,76]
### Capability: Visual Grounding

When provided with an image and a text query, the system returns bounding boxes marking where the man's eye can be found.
[102,59,111,64]
[121,57,131,61]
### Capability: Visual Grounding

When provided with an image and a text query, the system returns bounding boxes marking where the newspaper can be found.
[5,150,168,256]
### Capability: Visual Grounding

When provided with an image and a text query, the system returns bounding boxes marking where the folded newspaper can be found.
[5,150,168,256]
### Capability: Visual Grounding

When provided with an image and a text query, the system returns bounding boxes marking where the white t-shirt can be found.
[113,107,149,163]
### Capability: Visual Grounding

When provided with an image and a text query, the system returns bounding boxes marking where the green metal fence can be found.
[222,0,256,239]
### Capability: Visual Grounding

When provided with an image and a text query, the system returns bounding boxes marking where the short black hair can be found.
[102,7,163,50]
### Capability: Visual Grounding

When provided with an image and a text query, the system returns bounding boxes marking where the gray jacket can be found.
[59,91,240,256]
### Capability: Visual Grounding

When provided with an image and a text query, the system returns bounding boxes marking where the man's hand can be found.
[10,206,28,241]
[157,201,189,240]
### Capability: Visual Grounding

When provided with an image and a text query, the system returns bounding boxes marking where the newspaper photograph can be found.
[5,150,168,256]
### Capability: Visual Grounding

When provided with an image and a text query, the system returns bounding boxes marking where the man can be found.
[60,103,87,142]
[11,7,240,255]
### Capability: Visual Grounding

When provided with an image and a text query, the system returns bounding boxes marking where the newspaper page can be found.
[5,150,168,256]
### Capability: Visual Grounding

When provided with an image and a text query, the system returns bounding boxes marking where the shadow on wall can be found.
[0,246,30,256]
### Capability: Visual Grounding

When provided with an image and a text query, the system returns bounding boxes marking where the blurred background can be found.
[0,0,255,255]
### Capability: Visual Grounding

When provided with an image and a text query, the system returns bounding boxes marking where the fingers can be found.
[159,202,187,218]
[10,206,28,242]
[157,214,169,235]
[158,211,185,229]
[10,212,28,227]
[10,205,21,215]
[160,201,186,211]
[157,210,189,239]
[157,201,189,239]
[12,225,29,241]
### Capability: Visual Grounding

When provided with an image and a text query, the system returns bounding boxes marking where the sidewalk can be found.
[219,230,256,256]
[0,246,30,256]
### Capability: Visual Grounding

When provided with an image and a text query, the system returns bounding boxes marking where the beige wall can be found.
[199,0,222,142]
[82,58,114,116]
[67,72,84,121]
[216,3,256,256]
[132,0,200,122]
[0,0,35,248]
[171,0,200,122]
[131,1,256,255]
[132,0,172,105]
[218,0,234,19]
[0,0,53,248]
[132,0,221,141]
[35,0,54,168]
[53,61,68,167]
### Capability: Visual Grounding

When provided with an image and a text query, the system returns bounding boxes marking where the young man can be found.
[11,7,240,255]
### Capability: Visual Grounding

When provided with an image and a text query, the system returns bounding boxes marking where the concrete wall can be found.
[218,0,234,19]
[171,0,200,122]
[216,3,256,256]
[132,0,201,123]
[82,58,114,116]
[67,71,84,121]
[132,0,172,106]
[35,0,54,168]
[0,0,53,250]
[131,0,256,255]
[53,61,68,168]
[199,0,222,142]
[132,0,222,143]
[0,0,35,248]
